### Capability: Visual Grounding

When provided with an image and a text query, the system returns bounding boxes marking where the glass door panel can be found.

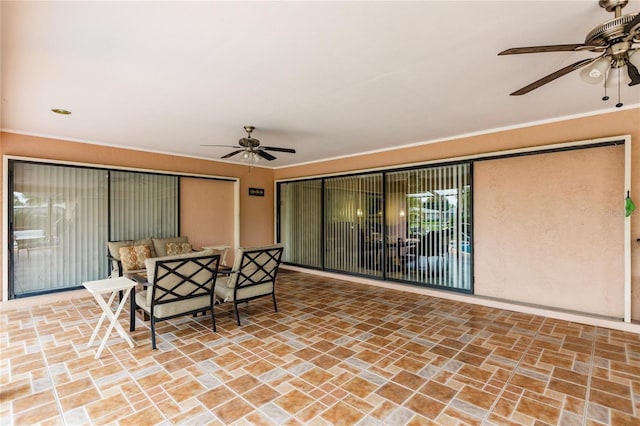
[324,174,383,276]
[10,162,108,297]
[386,164,471,290]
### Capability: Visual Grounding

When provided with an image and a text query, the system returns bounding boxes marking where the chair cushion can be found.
[214,279,273,303]
[144,250,215,306]
[152,236,189,258]
[166,242,192,256]
[225,244,283,289]
[135,290,213,319]
[119,244,152,271]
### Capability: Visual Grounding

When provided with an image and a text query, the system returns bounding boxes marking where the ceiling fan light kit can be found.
[499,0,640,107]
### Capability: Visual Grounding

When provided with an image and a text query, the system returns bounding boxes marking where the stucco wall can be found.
[474,146,625,317]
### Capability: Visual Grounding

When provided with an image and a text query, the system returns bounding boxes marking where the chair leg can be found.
[272,293,278,313]
[234,301,241,326]
[210,306,217,333]
[151,317,157,350]
[129,291,136,332]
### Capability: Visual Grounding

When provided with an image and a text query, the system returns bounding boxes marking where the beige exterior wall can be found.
[274,108,640,320]
[2,108,639,319]
[180,177,236,249]
[474,146,624,317]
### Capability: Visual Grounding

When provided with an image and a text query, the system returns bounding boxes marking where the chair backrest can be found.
[226,244,283,292]
[146,251,220,308]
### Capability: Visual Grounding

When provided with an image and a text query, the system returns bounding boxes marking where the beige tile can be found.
[4,270,640,425]
[275,389,315,415]
[320,401,364,425]
[212,397,254,424]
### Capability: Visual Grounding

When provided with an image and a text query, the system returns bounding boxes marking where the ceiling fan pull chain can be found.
[616,67,623,107]
[602,69,610,101]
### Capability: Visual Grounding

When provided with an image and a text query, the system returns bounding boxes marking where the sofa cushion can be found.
[108,238,155,259]
[152,236,189,258]
[119,244,152,271]
[166,242,192,256]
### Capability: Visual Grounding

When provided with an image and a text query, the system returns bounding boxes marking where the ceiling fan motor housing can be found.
[238,137,260,148]
[586,14,639,46]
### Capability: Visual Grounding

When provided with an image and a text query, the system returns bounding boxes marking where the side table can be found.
[83,276,137,359]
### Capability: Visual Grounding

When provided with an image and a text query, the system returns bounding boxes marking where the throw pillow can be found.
[166,242,192,256]
[118,245,151,271]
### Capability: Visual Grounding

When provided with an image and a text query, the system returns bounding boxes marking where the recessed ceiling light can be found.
[51,108,71,115]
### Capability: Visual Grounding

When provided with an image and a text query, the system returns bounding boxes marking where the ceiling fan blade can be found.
[627,62,640,86]
[262,146,296,154]
[623,12,640,35]
[256,149,277,161]
[498,44,586,55]
[221,150,244,159]
[510,57,596,96]
[201,144,241,148]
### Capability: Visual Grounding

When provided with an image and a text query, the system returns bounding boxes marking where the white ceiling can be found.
[2,1,639,168]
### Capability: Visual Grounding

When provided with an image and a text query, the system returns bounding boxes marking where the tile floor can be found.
[1,270,639,425]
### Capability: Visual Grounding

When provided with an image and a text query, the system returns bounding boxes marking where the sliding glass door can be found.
[277,162,472,292]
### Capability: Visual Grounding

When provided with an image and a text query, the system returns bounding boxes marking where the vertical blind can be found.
[324,174,383,276]
[10,162,179,298]
[279,179,323,267]
[11,163,108,296]
[110,171,178,241]
[278,163,472,292]
[386,164,471,290]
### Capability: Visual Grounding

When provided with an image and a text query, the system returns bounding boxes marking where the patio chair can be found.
[214,244,284,326]
[129,251,220,349]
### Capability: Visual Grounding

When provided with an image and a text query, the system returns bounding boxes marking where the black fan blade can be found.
[262,146,296,154]
[510,58,595,96]
[623,12,640,35]
[498,44,586,55]
[627,61,640,86]
[256,149,277,161]
[221,150,244,159]
[201,144,241,148]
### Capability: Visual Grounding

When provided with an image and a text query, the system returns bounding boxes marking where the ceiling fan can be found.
[499,0,640,103]
[201,126,296,161]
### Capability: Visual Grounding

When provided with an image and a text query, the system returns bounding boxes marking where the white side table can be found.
[202,245,231,266]
[83,276,137,359]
